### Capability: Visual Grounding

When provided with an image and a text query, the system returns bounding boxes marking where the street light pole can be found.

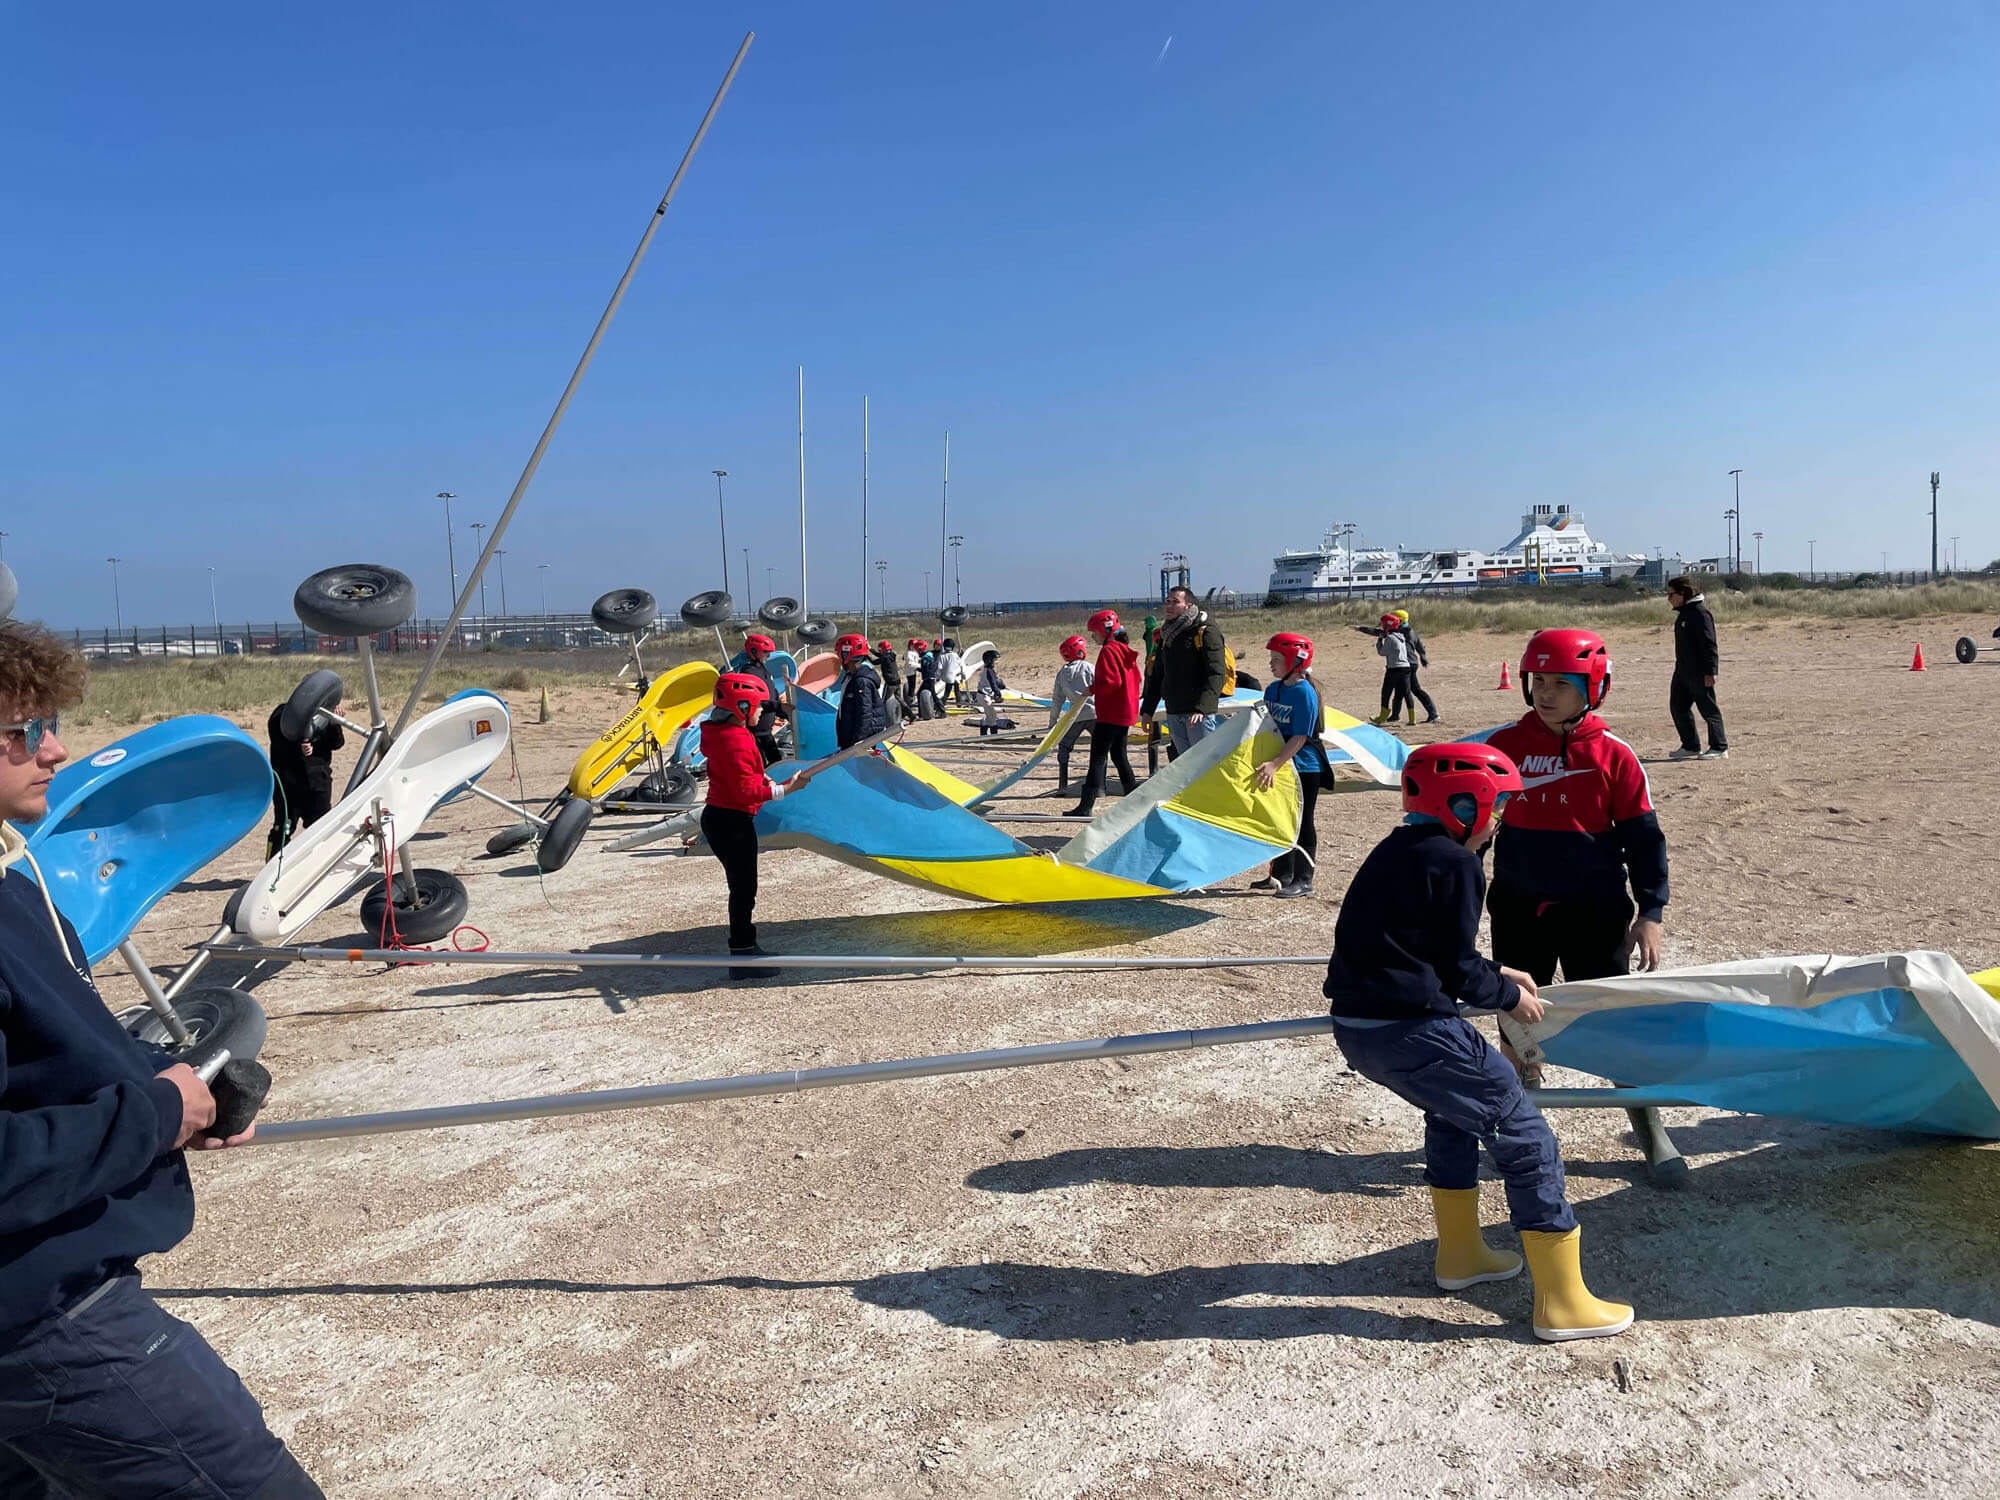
[106,557,123,637]
[860,396,871,638]
[207,567,220,636]
[436,491,459,609]
[469,523,488,621]
[1728,470,1743,575]
[875,559,887,613]
[1753,531,1763,574]
[712,470,730,598]
[948,533,964,604]
[1930,471,1940,581]
[537,563,549,615]
[1808,539,1816,581]
[1723,509,1735,572]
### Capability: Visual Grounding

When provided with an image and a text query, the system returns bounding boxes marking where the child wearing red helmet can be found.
[1066,610,1141,817]
[730,632,794,766]
[1251,632,1329,897]
[1357,614,1416,726]
[834,634,886,749]
[1325,741,1633,1342]
[1049,635,1095,792]
[701,673,790,979]
[1485,629,1670,1087]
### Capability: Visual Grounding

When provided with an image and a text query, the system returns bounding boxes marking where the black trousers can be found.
[701,805,761,950]
[267,769,333,857]
[1054,713,1090,783]
[1270,775,1320,886]
[1487,881,1634,987]
[1379,667,1415,719]
[1406,668,1438,720]
[1669,670,1728,753]
[0,1273,324,1499]
[1078,722,1137,807]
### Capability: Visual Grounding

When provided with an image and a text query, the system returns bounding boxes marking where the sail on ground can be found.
[752,703,1300,902]
[1521,951,2000,1138]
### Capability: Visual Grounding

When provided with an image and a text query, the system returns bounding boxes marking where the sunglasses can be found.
[1,716,60,755]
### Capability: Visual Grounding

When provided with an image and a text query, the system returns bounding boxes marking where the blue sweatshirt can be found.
[0,862,192,1339]
[1323,823,1521,1021]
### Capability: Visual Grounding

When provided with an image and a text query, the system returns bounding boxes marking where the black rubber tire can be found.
[536,795,594,872]
[1234,669,1263,691]
[126,986,268,1072]
[795,617,839,646]
[758,596,806,630]
[591,587,658,635]
[1956,636,1979,665]
[652,765,697,804]
[0,561,16,622]
[294,563,417,637]
[485,823,539,856]
[359,868,470,944]
[680,590,734,627]
[279,668,345,742]
[939,605,968,627]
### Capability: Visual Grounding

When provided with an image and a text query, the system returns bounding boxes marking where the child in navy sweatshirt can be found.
[0,622,323,1495]
[1324,739,1632,1342]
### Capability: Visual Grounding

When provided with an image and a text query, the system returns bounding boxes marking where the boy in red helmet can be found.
[833,634,886,749]
[1485,629,1669,1091]
[731,632,792,766]
[701,672,793,979]
[1065,610,1140,817]
[1325,740,1632,1341]
[1049,634,1095,792]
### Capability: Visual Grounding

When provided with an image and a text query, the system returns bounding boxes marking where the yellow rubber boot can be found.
[1520,1228,1634,1341]
[1429,1188,1523,1290]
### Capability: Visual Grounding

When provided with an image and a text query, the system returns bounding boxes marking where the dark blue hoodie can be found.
[0,858,192,1341]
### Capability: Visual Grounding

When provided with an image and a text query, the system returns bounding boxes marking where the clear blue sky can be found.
[7,2,1997,628]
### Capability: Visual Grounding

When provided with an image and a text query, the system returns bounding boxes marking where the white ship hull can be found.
[1269,505,1638,599]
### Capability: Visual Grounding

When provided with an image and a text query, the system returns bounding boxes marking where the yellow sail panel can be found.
[872,855,1168,904]
[882,745,986,806]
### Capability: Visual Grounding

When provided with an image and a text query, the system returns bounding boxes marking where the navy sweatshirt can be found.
[835,661,886,749]
[1323,823,1521,1021]
[0,864,192,1340]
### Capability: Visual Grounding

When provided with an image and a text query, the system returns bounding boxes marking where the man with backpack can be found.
[1140,586,1231,757]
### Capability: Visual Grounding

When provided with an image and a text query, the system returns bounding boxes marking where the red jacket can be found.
[1092,639,1141,727]
[701,715,776,815]
[1486,711,1669,918]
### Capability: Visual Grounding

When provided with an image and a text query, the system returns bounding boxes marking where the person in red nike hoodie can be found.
[1485,629,1670,1081]
[1066,609,1141,817]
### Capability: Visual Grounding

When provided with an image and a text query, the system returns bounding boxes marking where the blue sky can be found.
[6,2,1997,628]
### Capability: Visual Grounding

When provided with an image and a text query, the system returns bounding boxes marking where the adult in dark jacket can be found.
[1665,576,1728,760]
[265,699,345,858]
[0,623,321,1497]
[1140,587,1229,756]
[833,634,886,749]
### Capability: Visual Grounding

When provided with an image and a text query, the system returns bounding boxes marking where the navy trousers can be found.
[0,1273,322,1499]
[1332,1015,1576,1234]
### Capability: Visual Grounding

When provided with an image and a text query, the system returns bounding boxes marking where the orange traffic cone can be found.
[1496,661,1511,690]
[1910,642,1926,672]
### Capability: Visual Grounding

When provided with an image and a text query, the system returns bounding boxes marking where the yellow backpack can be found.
[1195,623,1237,697]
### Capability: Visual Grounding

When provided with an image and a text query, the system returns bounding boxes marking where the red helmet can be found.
[907,638,924,649]
[715,671,770,725]
[1519,628,1611,709]
[1266,632,1313,676]
[1402,741,1523,843]
[1087,609,1120,641]
[835,633,870,664]
[876,640,892,653]
[742,632,776,661]
[1379,613,1400,632]
[1059,635,1088,662]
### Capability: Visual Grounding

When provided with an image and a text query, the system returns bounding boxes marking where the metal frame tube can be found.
[251,1015,1338,1146]
[464,781,548,829]
[117,939,191,1045]
[209,942,1326,975]
[160,932,225,1002]
[390,33,755,739]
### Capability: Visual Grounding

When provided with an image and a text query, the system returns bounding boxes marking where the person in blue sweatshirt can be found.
[1323,739,1632,1343]
[0,623,323,1497]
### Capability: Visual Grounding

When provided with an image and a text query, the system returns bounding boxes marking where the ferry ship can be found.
[1267,504,1642,599]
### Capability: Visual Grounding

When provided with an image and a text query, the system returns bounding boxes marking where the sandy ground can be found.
[84,615,2000,1498]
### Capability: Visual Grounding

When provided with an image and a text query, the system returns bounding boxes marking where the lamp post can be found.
[1930,471,1941,581]
[207,566,220,637]
[537,563,549,616]
[713,470,730,597]
[1723,509,1736,573]
[1728,469,1743,574]
[106,557,123,637]
[948,533,964,604]
[764,565,774,599]
[468,523,488,621]
[1950,535,1960,575]
[1808,539,1816,581]
[1752,532,1763,574]
[436,493,459,606]
[875,559,887,613]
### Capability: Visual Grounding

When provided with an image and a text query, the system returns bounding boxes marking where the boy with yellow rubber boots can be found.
[1324,740,1632,1341]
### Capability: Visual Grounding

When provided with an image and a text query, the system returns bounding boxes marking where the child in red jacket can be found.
[1486,628,1670,1088]
[701,672,790,980]
[1066,609,1141,817]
